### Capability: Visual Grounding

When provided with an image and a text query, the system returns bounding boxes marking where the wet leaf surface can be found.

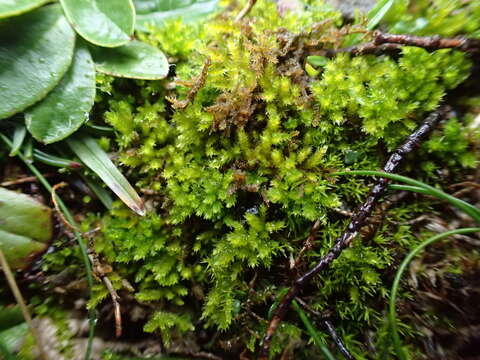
[134,0,218,31]
[0,0,50,19]
[0,4,75,120]
[0,187,52,269]
[90,40,169,80]
[60,0,135,47]
[26,43,96,144]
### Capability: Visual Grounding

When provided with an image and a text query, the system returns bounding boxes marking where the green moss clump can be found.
[40,0,480,357]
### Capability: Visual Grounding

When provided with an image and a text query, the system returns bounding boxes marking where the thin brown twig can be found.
[1,173,55,187]
[87,237,123,338]
[323,320,354,360]
[234,0,257,22]
[167,57,211,110]
[52,183,122,337]
[292,219,321,271]
[51,182,79,232]
[0,249,48,360]
[294,298,353,360]
[259,109,444,358]
[449,181,480,189]
[373,31,480,52]
[101,274,122,338]
[321,31,480,58]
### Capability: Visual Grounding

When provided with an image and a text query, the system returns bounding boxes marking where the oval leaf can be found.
[0,0,50,19]
[0,187,53,242]
[0,229,47,270]
[134,0,218,31]
[0,322,28,353]
[60,0,135,47]
[66,134,145,215]
[90,40,169,79]
[0,187,52,269]
[0,4,75,120]
[25,43,96,144]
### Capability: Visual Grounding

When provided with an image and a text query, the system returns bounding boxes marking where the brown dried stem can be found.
[234,0,257,22]
[1,173,55,187]
[167,57,211,110]
[294,297,353,359]
[292,219,321,272]
[373,31,480,52]
[321,31,480,58]
[0,249,48,360]
[51,182,79,233]
[323,320,354,360]
[87,240,123,338]
[259,109,444,358]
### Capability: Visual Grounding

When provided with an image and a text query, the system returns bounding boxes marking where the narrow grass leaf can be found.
[66,134,145,215]
[9,124,26,157]
[366,0,394,30]
[292,300,336,360]
[389,228,480,360]
[334,170,480,223]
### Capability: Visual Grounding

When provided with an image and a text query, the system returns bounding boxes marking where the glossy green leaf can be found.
[90,40,169,80]
[66,134,145,215]
[0,4,75,120]
[25,43,96,144]
[0,187,52,269]
[60,0,135,47]
[0,0,50,19]
[0,323,28,355]
[0,188,52,242]
[134,0,218,31]
[0,229,47,270]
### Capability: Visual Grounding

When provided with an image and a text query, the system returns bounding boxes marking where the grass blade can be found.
[33,149,82,169]
[0,249,47,360]
[80,174,114,210]
[333,170,480,223]
[389,228,480,360]
[9,125,26,157]
[366,0,394,30]
[66,134,145,216]
[292,300,336,360]
[0,133,96,360]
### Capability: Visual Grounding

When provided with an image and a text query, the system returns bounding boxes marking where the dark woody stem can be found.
[259,109,444,359]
